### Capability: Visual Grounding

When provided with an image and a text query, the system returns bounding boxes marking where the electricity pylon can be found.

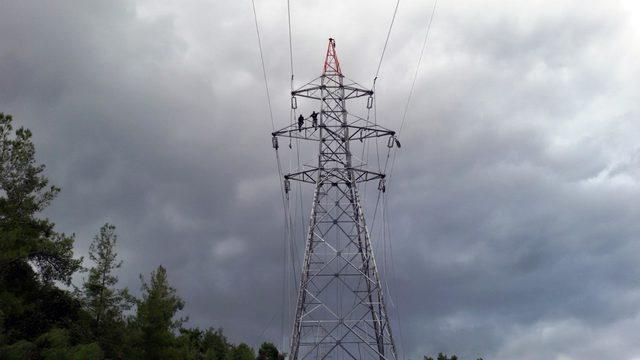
[272,38,399,360]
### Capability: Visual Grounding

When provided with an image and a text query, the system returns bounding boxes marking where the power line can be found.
[374,0,401,85]
[251,0,297,348]
[251,0,275,130]
[398,0,438,135]
[386,0,439,185]
[287,0,295,90]
[369,0,404,244]
[381,3,439,358]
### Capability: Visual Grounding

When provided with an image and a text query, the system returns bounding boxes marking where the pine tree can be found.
[256,342,282,360]
[202,327,230,360]
[175,327,232,360]
[226,343,255,360]
[82,223,133,356]
[136,265,185,358]
[424,353,458,360]
[0,113,82,344]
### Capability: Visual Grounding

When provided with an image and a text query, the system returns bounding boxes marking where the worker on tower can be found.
[297,114,304,131]
[310,110,319,128]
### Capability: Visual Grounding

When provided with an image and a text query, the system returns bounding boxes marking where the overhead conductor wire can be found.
[381,1,439,359]
[362,0,406,358]
[373,0,401,88]
[250,0,293,347]
[368,0,401,225]
[387,0,438,179]
[287,0,302,288]
[285,0,303,353]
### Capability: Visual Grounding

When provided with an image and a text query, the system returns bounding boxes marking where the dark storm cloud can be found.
[2,0,640,359]
[381,2,640,358]
[1,0,286,343]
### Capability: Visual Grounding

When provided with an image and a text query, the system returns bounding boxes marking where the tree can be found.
[176,327,204,359]
[81,223,133,357]
[136,265,185,358]
[256,342,283,360]
[424,353,458,360]
[424,354,484,360]
[201,327,230,360]
[226,343,255,360]
[0,113,82,344]
[35,327,104,360]
[174,326,232,360]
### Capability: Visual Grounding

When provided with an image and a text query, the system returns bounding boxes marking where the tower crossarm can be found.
[271,123,396,143]
[292,84,373,101]
[284,167,385,185]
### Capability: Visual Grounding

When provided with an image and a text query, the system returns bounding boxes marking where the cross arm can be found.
[272,123,395,143]
[284,167,385,185]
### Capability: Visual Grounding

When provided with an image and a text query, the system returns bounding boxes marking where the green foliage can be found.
[0,339,36,359]
[136,265,185,358]
[176,327,204,359]
[174,327,231,360]
[424,354,484,360]
[81,223,133,357]
[202,327,231,360]
[0,113,82,344]
[64,342,105,360]
[35,328,104,360]
[257,342,283,360]
[424,353,458,360]
[35,327,71,349]
[0,113,81,285]
[226,343,255,360]
[0,328,105,359]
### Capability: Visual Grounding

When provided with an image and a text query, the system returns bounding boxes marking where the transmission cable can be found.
[251,0,296,346]
[398,0,438,136]
[373,0,401,87]
[367,0,402,235]
[377,2,439,358]
[386,0,438,184]
[251,0,275,131]
[287,0,295,89]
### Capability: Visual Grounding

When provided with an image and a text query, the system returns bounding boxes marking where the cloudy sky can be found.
[2,0,640,359]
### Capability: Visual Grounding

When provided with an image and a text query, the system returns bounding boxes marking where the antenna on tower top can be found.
[323,38,342,75]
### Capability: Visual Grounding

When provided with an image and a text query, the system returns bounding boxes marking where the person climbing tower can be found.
[297,114,304,131]
[310,110,319,128]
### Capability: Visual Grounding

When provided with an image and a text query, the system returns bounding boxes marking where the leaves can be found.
[0,112,81,285]
[424,353,458,360]
[0,113,83,346]
[136,265,185,358]
[257,342,283,360]
[81,223,134,357]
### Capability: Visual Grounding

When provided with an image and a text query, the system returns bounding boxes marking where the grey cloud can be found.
[2,1,640,359]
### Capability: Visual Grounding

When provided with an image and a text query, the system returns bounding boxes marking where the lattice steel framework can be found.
[272,39,399,360]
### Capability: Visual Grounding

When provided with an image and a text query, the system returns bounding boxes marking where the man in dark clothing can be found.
[310,111,319,128]
[297,114,304,131]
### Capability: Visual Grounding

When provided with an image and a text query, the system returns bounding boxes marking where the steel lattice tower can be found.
[272,39,399,360]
